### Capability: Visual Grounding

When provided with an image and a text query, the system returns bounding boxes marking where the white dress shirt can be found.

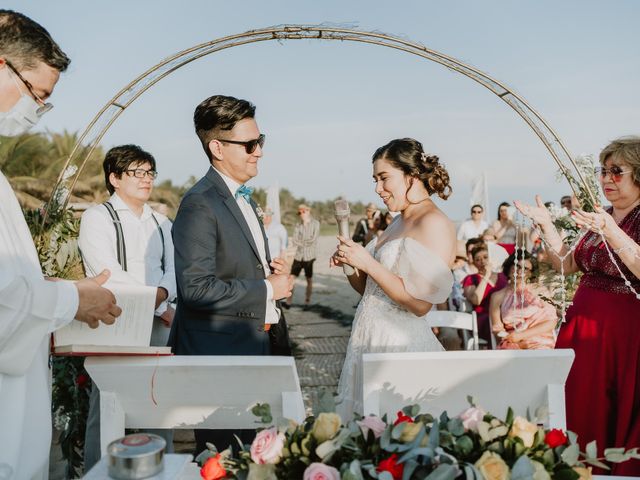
[78,193,176,316]
[214,168,279,324]
[457,219,489,242]
[0,171,79,479]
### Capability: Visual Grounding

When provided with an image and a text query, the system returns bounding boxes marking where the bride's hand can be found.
[514,195,553,228]
[335,236,374,273]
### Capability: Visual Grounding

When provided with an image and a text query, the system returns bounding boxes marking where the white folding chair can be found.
[427,310,479,350]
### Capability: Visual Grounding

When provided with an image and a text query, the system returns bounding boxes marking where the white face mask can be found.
[0,94,41,136]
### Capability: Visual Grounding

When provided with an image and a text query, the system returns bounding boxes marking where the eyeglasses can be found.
[5,60,53,115]
[471,210,483,214]
[595,165,633,182]
[297,210,308,215]
[124,168,158,179]
[216,133,265,154]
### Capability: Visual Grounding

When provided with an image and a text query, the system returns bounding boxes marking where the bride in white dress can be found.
[332,138,456,419]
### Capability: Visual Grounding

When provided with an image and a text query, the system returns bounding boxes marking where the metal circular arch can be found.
[47,24,596,219]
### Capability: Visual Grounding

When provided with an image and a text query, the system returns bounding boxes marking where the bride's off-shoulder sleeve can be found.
[395,238,454,304]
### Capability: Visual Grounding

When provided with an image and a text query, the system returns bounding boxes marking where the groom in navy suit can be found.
[169,95,293,451]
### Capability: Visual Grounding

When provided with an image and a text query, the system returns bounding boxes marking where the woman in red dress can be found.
[516,136,640,475]
[462,245,508,347]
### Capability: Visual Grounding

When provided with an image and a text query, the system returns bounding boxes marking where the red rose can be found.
[377,454,404,480]
[200,454,226,480]
[75,373,89,389]
[393,411,414,426]
[544,428,568,448]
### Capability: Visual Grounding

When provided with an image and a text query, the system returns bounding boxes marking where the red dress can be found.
[556,205,640,476]
[462,273,508,346]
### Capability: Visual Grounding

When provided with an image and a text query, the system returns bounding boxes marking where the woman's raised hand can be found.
[514,195,553,228]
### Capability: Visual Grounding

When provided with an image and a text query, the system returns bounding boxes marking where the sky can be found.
[5,0,640,221]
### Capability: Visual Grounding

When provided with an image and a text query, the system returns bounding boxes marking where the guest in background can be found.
[352,202,379,245]
[463,244,508,346]
[489,250,556,350]
[457,204,488,242]
[492,201,517,254]
[363,210,382,244]
[560,195,573,212]
[263,206,288,259]
[79,144,176,469]
[381,211,394,231]
[285,204,320,310]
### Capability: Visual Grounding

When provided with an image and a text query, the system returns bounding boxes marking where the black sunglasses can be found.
[216,133,265,154]
[5,60,53,115]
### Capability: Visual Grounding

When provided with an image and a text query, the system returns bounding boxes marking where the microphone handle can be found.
[337,218,356,276]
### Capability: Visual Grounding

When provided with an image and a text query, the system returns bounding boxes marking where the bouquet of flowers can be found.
[197,399,638,480]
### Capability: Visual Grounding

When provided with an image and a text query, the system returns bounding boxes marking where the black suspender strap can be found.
[103,202,166,274]
[103,202,128,271]
[151,213,166,274]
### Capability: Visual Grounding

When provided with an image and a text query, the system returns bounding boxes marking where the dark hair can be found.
[372,138,452,200]
[194,95,256,162]
[103,144,156,195]
[465,237,485,252]
[0,10,70,72]
[501,249,538,279]
[471,204,483,213]
[497,201,511,220]
[470,245,488,260]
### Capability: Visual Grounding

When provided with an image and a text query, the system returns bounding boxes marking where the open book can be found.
[53,284,172,356]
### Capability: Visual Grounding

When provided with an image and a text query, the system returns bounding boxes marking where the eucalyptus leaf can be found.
[402,459,419,480]
[455,435,473,456]
[585,440,597,460]
[583,457,610,470]
[398,447,434,464]
[447,418,465,437]
[604,448,631,463]
[561,444,580,466]
[511,455,535,480]
[428,419,440,451]
[466,395,476,408]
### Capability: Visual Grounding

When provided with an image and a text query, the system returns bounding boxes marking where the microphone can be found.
[334,199,356,276]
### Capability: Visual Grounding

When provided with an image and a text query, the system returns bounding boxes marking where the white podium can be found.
[85,355,305,455]
[362,349,574,428]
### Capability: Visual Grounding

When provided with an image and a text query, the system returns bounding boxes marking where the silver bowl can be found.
[107,433,166,479]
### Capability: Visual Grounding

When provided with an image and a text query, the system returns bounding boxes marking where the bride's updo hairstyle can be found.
[372,138,452,200]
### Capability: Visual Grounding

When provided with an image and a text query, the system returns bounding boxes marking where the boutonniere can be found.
[255,205,265,225]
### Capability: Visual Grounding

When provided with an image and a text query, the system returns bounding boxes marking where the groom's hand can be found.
[267,273,294,300]
[270,257,290,275]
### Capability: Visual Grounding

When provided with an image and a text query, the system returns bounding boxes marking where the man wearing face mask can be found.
[0,10,121,479]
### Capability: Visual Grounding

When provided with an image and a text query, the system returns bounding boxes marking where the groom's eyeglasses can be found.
[216,134,265,154]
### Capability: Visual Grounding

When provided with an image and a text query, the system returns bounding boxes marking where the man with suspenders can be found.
[78,144,176,470]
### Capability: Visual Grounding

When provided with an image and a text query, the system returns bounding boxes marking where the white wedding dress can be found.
[336,236,454,420]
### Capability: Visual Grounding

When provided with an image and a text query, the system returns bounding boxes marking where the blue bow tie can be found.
[235,184,254,202]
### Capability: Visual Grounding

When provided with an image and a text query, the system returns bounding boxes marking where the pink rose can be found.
[357,415,386,439]
[458,406,486,431]
[303,463,340,480]
[250,427,285,464]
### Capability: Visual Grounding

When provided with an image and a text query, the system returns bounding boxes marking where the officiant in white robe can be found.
[0,172,80,479]
[0,10,120,478]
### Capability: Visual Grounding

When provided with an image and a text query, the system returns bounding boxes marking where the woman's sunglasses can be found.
[216,134,265,154]
[595,165,633,182]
